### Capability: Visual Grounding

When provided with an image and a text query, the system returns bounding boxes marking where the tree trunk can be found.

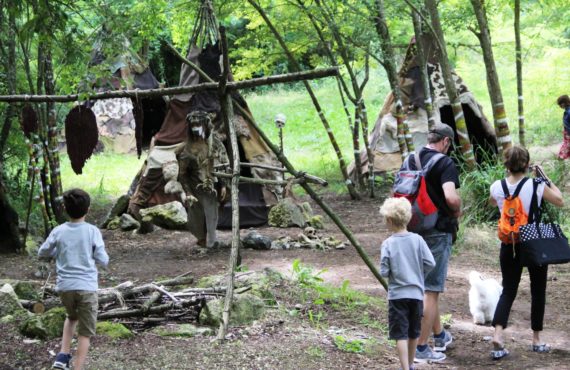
[247,0,361,200]
[0,5,16,157]
[411,9,436,130]
[0,173,22,253]
[425,0,476,168]
[372,0,412,160]
[470,0,512,151]
[514,0,525,147]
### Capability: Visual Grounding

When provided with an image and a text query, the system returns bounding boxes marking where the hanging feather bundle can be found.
[21,104,39,138]
[64,105,98,175]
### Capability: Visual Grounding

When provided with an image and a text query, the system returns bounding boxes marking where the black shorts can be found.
[388,298,423,340]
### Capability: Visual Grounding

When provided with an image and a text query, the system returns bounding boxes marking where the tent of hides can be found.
[126,25,283,229]
[85,31,167,156]
[349,36,498,179]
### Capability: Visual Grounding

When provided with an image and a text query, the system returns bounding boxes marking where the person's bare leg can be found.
[396,339,409,370]
[73,336,91,370]
[532,330,541,346]
[61,318,77,353]
[409,338,418,366]
[432,304,443,335]
[418,292,439,346]
[492,325,504,349]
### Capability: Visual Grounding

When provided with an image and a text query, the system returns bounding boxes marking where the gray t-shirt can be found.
[380,232,435,300]
[38,222,109,292]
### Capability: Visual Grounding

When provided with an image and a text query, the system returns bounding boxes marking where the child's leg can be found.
[408,337,418,366]
[61,318,78,353]
[396,339,409,370]
[74,335,91,370]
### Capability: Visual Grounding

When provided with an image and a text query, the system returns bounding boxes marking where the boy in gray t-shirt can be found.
[38,188,109,370]
[379,198,436,370]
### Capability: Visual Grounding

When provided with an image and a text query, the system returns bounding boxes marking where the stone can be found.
[308,215,325,229]
[119,213,140,231]
[136,215,155,234]
[140,201,188,230]
[106,217,121,230]
[300,202,313,222]
[41,307,66,339]
[19,315,47,339]
[268,198,306,228]
[25,238,39,257]
[0,284,25,317]
[151,323,213,337]
[101,194,131,228]
[96,321,133,339]
[199,293,265,327]
[242,231,272,250]
[13,281,39,301]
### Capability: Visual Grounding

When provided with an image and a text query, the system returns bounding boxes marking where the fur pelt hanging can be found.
[21,104,39,138]
[64,105,98,175]
[131,98,144,158]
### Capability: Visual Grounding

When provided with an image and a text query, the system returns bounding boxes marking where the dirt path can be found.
[2,191,570,369]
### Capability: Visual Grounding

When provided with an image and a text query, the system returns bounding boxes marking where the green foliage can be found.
[333,335,366,353]
[291,259,326,288]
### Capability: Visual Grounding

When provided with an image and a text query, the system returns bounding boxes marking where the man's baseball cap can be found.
[429,123,455,141]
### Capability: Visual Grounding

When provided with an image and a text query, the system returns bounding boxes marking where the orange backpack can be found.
[498,178,529,245]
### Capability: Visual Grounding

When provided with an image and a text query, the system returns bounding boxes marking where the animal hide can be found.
[65,105,98,175]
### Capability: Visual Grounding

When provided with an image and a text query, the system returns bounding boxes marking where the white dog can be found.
[468,270,502,325]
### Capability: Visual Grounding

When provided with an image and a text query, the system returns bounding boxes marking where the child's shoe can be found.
[52,352,72,370]
[433,330,453,352]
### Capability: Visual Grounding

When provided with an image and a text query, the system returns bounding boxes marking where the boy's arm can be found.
[93,229,109,268]
[420,238,436,273]
[38,230,57,259]
[379,242,391,278]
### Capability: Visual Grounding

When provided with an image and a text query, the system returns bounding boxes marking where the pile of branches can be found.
[21,273,248,331]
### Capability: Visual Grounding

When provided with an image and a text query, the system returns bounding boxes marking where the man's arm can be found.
[442,181,461,218]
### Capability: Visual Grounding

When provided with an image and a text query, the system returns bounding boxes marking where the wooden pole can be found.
[213,171,328,187]
[217,26,241,341]
[0,68,338,103]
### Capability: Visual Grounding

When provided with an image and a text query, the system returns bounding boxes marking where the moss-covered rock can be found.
[96,321,133,339]
[13,281,39,301]
[19,314,47,339]
[199,293,265,327]
[107,217,121,230]
[42,307,67,339]
[308,215,325,229]
[151,323,213,337]
[0,283,25,317]
[25,238,39,257]
[139,201,188,230]
[119,213,140,231]
[268,198,306,228]
[101,194,131,229]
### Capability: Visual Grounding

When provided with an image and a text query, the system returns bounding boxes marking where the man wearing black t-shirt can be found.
[406,123,462,363]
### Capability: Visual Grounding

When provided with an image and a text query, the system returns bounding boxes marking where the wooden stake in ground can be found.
[217,26,241,341]
[514,0,525,147]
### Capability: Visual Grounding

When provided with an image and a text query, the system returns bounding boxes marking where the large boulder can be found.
[0,284,25,317]
[13,281,39,301]
[19,307,67,339]
[96,321,133,339]
[140,201,188,230]
[242,231,272,250]
[199,293,265,327]
[268,198,306,228]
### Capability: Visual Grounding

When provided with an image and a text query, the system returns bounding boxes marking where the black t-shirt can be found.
[406,147,460,233]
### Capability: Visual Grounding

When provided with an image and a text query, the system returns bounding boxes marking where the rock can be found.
[151,323,213,337]
[300,202,313,222]
[13,281,39,301]
[199,293,265,327]
[140,201,188,230]
[119,213,140,231]
[96,321,133,339]
[136,216,155,234]
[19,315,47,339]
[25,238,39,257]
[308,215,325,229]
[107,217,121,230]
[101,194,130,228]
[242,231,272,250]
[0,284,25,317]
[41,307,66,339]
[268,198,306,228]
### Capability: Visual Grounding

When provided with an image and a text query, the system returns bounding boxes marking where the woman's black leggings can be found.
[492,243,548,331]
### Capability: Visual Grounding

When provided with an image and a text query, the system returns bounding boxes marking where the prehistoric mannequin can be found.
[176,111,228,247]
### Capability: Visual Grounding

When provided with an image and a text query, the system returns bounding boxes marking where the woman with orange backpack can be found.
[488,145,563,360]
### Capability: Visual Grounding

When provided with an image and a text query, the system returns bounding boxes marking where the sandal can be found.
[491,347,509,360]
[532,343,551,353]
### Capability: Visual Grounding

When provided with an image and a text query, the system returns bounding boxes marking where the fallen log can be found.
[97,299,201,320]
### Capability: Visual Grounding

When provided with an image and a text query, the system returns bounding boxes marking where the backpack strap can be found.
[528,179,541,224]
[422,152,446,174]
[501,177,528,199]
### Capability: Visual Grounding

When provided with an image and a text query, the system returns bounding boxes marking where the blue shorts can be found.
[421,231,452,292]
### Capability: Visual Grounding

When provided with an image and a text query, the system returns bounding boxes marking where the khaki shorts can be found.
[59,291,98,337]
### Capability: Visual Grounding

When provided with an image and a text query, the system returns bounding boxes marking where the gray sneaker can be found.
[433,330,453,352]
[414,346,446,363]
